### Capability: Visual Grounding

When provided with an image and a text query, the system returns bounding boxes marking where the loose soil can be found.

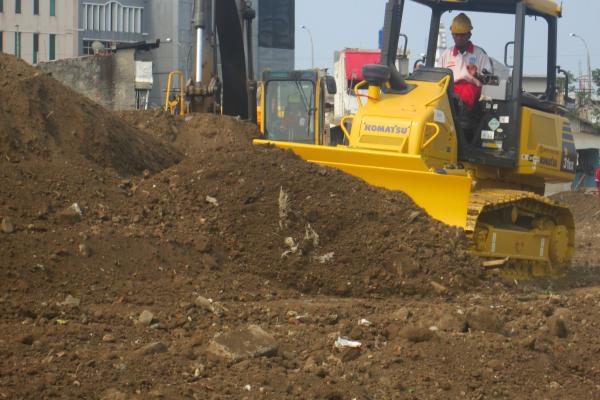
[2,53,600,399]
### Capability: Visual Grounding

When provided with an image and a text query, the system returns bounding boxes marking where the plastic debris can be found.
[334,337,362,349]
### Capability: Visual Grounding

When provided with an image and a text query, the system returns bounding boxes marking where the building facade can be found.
[253,0,295,79]
[0,0,79,63]
[1,0,295,109]
[78,0,147,55]
[0,0,147,64]
[144,0,193,107]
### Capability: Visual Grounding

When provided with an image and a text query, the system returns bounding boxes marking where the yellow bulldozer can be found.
[255,0,576,279]
[257,69,338,145]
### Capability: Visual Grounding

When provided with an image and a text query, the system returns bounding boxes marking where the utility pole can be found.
[300,25,314,69]
[570,33,592,98]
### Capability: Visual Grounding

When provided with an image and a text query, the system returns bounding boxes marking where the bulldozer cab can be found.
[259,70,336,145]
[380,0,571,172]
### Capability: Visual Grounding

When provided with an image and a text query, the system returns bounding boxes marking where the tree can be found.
[593,68,600,96]
[557,69,577,94]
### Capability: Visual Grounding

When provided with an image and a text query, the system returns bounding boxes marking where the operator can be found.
[436,13,492,110]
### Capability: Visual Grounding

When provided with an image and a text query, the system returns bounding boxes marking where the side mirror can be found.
[504,41,514,68]
[325,75,337,95]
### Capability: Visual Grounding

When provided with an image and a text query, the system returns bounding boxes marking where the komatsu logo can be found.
[362,123,408,134]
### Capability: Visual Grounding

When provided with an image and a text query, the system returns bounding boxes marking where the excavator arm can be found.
[188,0,252,118]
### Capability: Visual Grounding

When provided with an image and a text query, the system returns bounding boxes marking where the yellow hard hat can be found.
[450,13,473,34]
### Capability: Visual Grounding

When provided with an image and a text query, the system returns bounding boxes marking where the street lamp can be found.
[300,24,314,69]
[164,37,193,80]
[570,33,592,96]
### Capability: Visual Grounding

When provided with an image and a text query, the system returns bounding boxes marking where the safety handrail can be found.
[353,80,368,109]
[164,70,185,116]
[340,115,353,143]
[425,75,451,107]
[421,122,440,150]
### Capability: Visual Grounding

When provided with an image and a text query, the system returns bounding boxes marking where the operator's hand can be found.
[466,64,478,77]
[465,64,483,87]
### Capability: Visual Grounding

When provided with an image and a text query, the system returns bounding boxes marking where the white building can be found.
[0,0,295,109]
[0,0,79,63]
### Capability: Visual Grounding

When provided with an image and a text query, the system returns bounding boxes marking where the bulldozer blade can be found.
[254,140,472,228]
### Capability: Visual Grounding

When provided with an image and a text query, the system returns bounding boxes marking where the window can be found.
[50,0,55,16]
[49,34,55,60]
[14,32,21,58]
[81,2,144,34]
[33,33,39,63]
[82,39,110,55]
[15,0,21,14]
[0,0,3,13]
[34,0,39,15]
[0,32,3,53]
[264,80,315,143]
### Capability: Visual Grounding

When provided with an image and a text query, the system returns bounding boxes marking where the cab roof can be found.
[412,0,561,17]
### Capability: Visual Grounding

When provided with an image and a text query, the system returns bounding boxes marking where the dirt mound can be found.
[552,191,600,223]
[122,113,483,297]
[4,106,600,399]
[0,54,181,176]
[552,191,600,266]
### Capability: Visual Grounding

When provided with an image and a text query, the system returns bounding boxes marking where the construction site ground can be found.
[2,54,600,400]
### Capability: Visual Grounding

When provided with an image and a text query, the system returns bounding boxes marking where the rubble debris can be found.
[206,325,278,362]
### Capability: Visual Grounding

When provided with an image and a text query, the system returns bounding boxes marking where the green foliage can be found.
[593,68,600,96]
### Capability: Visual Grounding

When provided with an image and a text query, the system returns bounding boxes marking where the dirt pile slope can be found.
[553,191,600,266]
[3,106,600,399]
[117,112,484,297]
[0,54,181,175]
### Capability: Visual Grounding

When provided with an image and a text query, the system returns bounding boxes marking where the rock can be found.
[135,341,168,356]
[78,243,91,257]
[194,296,226,317]
[60,295,81,308]
[57,203,83,224]
[302,356,318,373]
[553,307,572,320]
[19,334,34,345]
[436,314,467,332]
[395,256,420,278]
[430,281,448,295]
[206,325,278,362]
[205,196,219,206]
[102,334,116,343]
[399,326,433,343]
[1,217,15,233]
[101,388,128,400]
[487,359,504,371]
[391,307,411,321]
[336,347,361,362]
[137,310,155,325]
[466,306,504,334]
[407,211,420,223]
[547,315,568,338]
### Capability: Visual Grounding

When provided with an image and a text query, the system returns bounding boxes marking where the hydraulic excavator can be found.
[255,0,576,279]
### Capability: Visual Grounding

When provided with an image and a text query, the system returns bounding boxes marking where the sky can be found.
[294,0,600,79]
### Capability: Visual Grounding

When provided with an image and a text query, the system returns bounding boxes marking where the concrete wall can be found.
[39,49,141,110]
